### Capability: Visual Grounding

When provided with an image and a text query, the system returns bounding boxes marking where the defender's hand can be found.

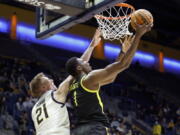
[90,28,102,48]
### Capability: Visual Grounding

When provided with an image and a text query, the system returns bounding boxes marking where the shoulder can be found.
[81,74,100,92]
[83,69,106,81]
[51,90,65,106]
[57,76,74,93]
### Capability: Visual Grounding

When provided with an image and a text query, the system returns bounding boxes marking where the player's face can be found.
[41,76,57,91]
[77,58,92,74]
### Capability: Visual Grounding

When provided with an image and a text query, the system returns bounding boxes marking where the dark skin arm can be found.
[83,23,153,89]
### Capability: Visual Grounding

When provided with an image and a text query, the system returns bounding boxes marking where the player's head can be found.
[29,73,56,97]
[65,57,92,77]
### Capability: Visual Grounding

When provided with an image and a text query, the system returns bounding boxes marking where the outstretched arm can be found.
[99,36,134,85]
[94,33,136,86]
[80,28,102,62]
[54,29,102,102]
[119,23,153,67]
[83,24,153,89]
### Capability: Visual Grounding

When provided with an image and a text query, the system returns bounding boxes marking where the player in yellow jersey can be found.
[66,23,153,135]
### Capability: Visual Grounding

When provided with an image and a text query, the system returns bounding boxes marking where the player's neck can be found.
[76,72,86,80]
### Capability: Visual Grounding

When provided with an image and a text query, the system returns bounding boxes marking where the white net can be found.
[95,3,135,41]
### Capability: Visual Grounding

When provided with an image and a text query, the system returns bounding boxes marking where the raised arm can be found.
[80,28,102,62]
[83,23,153,89]
[54,75,74,103]
[82,58,127,90]
[54,29,102,102]
[96,36,134,86]
[119,23,153,67]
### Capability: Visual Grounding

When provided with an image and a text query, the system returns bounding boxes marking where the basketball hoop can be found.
[95,3,135,41]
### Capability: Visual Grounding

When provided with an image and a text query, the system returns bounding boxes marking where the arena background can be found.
[0,0,180,135]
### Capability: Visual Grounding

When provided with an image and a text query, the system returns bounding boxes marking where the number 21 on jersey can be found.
[36,103,49,125]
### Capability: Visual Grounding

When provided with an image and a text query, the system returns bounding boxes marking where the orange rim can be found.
[95,3,135,20]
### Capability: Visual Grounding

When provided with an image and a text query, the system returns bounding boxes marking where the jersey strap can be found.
[51,90,65,107]
[80,75,99,93]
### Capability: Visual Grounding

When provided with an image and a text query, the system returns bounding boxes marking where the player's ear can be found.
[41,84,46,90]
[76,65,82,71]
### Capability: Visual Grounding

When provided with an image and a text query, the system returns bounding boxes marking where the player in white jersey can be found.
[29,29,102,135]
[31,89,70,135]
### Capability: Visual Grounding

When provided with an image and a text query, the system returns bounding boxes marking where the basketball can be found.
[130,9,153,30]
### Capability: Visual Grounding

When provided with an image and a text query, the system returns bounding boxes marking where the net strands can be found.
[95,4,134,41]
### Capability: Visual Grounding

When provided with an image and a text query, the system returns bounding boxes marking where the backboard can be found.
[15,0,126,39]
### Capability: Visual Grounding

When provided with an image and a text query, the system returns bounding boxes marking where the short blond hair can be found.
[29,72,45,97]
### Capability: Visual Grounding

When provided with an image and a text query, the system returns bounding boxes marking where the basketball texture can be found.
[130,9,153,30]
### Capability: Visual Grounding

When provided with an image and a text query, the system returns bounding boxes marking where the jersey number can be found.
[36,103,49,125]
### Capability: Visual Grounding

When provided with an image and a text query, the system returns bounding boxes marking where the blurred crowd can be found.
[0,56,179,135]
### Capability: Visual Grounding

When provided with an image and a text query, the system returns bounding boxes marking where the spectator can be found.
[161,118,167,135]
[111,116,120,129]
[153,121,162,135]
[176,108,180,116]
[22,97,33,111]
[175,119,180,135]
[19,111,28,135]
[0,97,7,114]
[166,119,175,135]
[0,115,4,129]
[16,97,24,112]
[1,112,15,130]
[126,129,132,135]
[168,119,175,130]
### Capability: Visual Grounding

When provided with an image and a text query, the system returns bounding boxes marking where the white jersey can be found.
[31,90,70,135]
